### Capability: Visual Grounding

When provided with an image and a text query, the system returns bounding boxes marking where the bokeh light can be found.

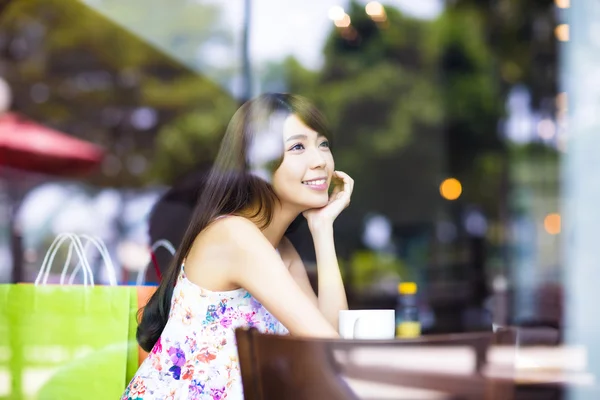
[555,24,569,42]
[366,2,383,15]
[334,14,351,28]
[341,26,359,41]
[328,6,346,21]
[537,119,556,140]
[440,178,462,201]
[555,0,570,9]
[366,2,387,22]
[544,213,561,235]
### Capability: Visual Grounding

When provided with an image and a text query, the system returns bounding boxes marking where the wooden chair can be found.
[236,328,514,400]
[236,327,357,400]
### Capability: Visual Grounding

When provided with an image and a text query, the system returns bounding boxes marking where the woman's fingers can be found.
[332,171,353,205]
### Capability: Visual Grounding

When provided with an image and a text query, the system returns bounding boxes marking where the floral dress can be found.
[122,262,289,400]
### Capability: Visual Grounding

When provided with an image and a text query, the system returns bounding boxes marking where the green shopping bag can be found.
[0,233,135,400]
[4,283,133,400]
[0,285,11,400]
[126,286,144,385]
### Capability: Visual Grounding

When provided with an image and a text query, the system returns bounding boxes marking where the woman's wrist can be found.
[308,220,334,237]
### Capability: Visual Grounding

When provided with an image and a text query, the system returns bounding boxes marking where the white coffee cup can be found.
[339,309,395,340]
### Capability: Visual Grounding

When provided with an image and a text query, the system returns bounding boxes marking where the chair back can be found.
[236,327,357,400]
[236,328,514,400]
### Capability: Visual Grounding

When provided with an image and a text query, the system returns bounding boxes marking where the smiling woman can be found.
[273,114,334,209]
[123,93,353,400]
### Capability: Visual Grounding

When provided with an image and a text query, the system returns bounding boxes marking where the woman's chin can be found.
[302,198,329,210]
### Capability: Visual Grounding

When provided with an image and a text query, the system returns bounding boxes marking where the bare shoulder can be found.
[192,215,272,261]
[183,216,271,291]
[208,215,269,249]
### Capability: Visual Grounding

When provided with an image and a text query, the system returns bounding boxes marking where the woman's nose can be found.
[309,148,326,169]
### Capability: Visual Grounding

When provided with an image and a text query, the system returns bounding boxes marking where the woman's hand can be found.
[303,171,354,230]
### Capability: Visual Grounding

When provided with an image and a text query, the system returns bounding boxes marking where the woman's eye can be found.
[290,143,305,151]
[320,141,330,148]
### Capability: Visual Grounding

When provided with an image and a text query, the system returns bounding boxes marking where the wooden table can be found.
[337,345,597,399]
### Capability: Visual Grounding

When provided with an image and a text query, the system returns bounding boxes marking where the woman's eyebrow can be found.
[285,133,326,142]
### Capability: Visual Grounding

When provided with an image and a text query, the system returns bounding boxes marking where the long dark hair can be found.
[137,93,331,352]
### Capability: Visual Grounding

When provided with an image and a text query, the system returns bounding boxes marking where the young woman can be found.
[122,93,352,399]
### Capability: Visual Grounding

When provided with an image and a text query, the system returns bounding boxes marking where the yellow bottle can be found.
[395,282,421,338]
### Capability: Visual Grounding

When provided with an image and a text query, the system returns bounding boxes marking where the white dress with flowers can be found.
[122,262,289,400]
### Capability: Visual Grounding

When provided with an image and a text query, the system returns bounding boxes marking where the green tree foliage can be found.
[261,1,503,222]
[0,0,237,186]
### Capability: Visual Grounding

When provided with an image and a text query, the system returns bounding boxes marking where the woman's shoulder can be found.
[184,216,268,290]
[209,215,261,236]
[199,215,268,253]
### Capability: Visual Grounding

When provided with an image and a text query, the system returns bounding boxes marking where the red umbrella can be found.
[0,112,104,175]
[0,111,105,283]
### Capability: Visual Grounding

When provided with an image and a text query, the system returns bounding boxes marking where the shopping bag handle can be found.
[64,234,118,286]
[151,239,176,255]
[137,239,176,285]
[35,233,94,286]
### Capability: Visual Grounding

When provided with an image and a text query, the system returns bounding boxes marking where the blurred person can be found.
[123,93,352,399]
[144,164,212,282]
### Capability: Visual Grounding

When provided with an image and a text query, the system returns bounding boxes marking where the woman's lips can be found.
[302,178,328,191]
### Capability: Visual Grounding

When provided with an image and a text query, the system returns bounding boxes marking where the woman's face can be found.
[271,114,334,211]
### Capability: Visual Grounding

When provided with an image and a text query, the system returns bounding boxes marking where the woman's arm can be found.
[310,223,348,328]
[298,170,354,329]
[283,229,348,329]
[221,216,339,338]
[280,237,319,307]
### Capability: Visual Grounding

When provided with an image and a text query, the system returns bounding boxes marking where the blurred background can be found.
[0,0,571,338]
